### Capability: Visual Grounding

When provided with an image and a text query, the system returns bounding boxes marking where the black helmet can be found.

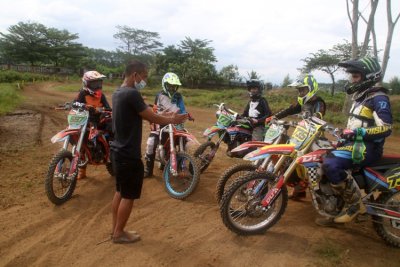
[246,79,264,100]
[338,56,382,95]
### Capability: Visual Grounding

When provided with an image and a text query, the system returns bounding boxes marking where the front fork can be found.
[169,124,178,176]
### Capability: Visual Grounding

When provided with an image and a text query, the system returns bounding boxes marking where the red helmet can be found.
[82,71,106,97]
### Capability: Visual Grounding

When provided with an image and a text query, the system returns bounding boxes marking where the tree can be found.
[388,76,400,94]
[301,40,372,95]
[178,37,217,87]
[343,0,400,112]
[113,25,163,55]
[0,22,48,65]
[219,64,240,82]
[247,70,260,80]
[281,74,292,88]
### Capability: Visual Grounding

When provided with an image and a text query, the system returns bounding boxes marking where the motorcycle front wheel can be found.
[220,172,288,235]
[45,149,78,205]
[193,141,216,173]
[163,152,200,200]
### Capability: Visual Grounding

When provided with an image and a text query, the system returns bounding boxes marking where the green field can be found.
[0,83,23,115]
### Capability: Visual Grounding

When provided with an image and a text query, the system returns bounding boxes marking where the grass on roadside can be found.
[0,83,23,115]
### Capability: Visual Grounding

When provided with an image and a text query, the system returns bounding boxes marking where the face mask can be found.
[134,73,146,90]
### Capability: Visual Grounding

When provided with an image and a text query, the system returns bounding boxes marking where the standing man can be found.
[111,60,188,244]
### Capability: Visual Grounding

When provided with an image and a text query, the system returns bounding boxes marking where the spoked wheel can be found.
[373,191,400,247]
[163,152,200,200]
[215,163,257,203]
[193,141,216,173]
[45,149,78,205]
[220,172,288,235]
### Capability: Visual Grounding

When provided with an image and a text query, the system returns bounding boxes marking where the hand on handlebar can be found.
[341,128,356,141]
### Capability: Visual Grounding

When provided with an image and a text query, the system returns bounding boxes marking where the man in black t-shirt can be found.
[110,60,188,244]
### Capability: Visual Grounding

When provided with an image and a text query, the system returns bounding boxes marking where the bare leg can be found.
[111,191,122,235]
[113,197,134,238]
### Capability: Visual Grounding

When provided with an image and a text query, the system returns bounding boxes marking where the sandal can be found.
[112,232,141,244]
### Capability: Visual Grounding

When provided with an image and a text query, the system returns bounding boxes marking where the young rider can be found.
[73,70,111,179]
[143,72,190,178]
[317,57,392,225]
[271,74,326,200]
[242,79,272,141]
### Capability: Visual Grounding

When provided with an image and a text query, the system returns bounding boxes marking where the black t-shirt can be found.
[111,86,148,159]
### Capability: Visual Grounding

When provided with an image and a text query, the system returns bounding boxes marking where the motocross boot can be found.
[144,154,155,178]
[77,167,87,180]
[332,179,366,223]
[289,181,307,200]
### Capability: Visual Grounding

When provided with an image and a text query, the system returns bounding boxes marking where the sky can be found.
[0,0,399,84]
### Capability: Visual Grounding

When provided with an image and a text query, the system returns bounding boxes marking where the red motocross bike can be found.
[45,102,113,205]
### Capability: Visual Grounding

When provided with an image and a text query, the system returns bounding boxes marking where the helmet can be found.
[338,56,382,95]
[82,71,106,97]
[246,79,264,100]
[162,72,182,98]
[289,75,318,106]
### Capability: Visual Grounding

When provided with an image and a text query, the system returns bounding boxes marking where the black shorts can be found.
[111,151,144,199]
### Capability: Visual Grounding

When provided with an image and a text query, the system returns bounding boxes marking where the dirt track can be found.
[0,82,399,267]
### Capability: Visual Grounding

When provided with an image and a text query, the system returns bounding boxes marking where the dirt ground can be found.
[0,82,399,267]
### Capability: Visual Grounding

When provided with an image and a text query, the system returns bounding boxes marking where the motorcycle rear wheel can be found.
[372,191,400,247]
[163,152,200,200]
[220,172,288,235]
[45,149,78,205]
[193,141,216,173]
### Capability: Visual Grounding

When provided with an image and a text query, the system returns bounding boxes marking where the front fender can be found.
[51,129,80,143]
[203,125,223,137]
[175,130,200,145]
[244,144,296,161]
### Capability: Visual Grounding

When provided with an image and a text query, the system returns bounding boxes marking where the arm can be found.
[255,98,272,124]
[274,103,301,120]
[101,94,111,109]
[73,90,86,104]
[139,107,187,125]
[359,95,392,141]
[314,98,326,119]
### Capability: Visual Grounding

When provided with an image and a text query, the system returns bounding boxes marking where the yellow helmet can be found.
[289,75,318,106]
[162,72,182,98]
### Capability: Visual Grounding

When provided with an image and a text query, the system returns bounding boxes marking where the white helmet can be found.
[162,72,182,98]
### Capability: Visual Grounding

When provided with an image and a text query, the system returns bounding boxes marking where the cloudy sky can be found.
[0,0,399,84]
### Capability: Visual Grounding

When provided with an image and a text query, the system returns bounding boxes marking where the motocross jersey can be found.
[73,89,111,109]
[346,87,392,142]
[242,97,272,126]
[275,96,326,119]
[150,92,187,132]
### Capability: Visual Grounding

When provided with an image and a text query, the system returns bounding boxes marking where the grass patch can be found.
[314,238,348,266]
[0,83,23,115]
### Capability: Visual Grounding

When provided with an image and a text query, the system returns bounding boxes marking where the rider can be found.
[143,72,189,178]
[317,56,392,225]
[73,70,111,179]
[242,79,272,141]
[271,74,326,200]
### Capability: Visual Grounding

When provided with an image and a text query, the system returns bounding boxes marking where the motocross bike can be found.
[220,116,400,247]
[194,103,253,173]
[215,120,290,203]
[45,102,113,205]
[160,123,201,200]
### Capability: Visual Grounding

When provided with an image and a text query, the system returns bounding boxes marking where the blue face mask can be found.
[134,73,146,90]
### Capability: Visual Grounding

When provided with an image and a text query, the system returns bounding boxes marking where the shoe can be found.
[289,182,307,200]
[315,216,336,227]
[332,179,364,223]
[77,167,86,180]
[112,232,141,244]
[289,190,306,200]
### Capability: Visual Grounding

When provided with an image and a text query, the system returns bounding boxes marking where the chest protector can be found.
[84,95,103,108]
[346,91,386,130]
